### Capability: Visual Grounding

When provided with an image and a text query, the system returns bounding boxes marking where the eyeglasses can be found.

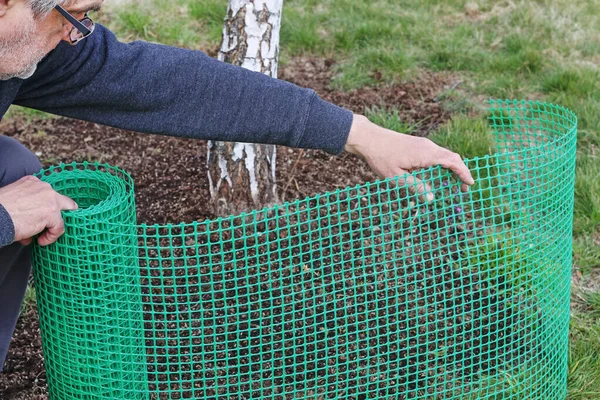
[54,5,95,45]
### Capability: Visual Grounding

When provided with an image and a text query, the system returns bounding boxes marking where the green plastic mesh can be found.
[32,100,577,400]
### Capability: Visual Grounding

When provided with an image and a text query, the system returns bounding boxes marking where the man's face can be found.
[0,0,103,81]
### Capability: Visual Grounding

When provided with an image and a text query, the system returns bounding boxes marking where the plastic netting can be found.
[31,100,577,400]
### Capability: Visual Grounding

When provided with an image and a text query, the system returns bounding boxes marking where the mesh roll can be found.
[32,100,577,399]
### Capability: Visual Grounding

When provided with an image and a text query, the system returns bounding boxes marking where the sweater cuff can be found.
[298,93,354,155]
[0,203,15,248]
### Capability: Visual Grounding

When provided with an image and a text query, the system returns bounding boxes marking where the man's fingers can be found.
[439,151,475,186]
[35,193,76,246]
[38,214,65,247]
[59,194,78,211]
[400,174,434,203]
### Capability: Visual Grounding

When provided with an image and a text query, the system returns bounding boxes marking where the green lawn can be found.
[13,0,600,398]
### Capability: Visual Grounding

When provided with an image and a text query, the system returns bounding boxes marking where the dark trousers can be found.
[0,136,41,372]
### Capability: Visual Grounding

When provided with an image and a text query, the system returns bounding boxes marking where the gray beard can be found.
[0,64,38,81]
[0,22,45,81]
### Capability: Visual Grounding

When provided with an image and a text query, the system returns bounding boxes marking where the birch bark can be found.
[207,0,284,216]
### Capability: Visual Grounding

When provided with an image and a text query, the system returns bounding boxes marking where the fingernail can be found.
[427,193,435,202]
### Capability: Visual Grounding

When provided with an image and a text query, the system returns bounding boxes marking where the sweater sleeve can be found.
[14,25,353,155]
[0,204,14,248]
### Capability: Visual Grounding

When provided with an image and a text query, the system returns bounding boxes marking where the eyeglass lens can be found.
[70,18,94,43]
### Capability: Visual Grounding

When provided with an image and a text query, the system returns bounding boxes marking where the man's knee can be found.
[0,136,42,187]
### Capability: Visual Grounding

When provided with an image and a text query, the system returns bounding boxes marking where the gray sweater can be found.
[0,24,354,247]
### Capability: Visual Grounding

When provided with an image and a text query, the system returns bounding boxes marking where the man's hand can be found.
[344,114,475,201]
[0,176,78,246]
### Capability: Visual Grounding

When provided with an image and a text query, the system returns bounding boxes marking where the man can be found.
[0,0,474,371]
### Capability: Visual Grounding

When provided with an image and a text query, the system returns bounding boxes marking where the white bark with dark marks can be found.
[207,0,283,216]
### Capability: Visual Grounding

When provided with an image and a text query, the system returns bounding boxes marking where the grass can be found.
[569,299,600,399]
[20,285,36,315]
[364,105,417,134]
[104,0,225,50]
[573,236,600,276]
[3,106,52,121]
[429,115,494,160]
[5,0,598,397]
[574,155,600,236]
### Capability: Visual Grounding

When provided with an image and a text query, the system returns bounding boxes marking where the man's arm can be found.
[6,24,474,248]
[14,24,353,155]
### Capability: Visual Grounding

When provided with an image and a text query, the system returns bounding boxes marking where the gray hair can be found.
[27,0,73,18]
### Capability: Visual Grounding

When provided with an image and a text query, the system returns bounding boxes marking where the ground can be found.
[2,0,600,398]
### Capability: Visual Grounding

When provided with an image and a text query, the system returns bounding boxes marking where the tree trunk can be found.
[207,0,283,216]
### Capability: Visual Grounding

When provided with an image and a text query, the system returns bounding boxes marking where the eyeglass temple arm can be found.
[54,5,92,36]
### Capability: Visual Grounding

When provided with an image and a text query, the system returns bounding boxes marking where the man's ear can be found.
[0,0,18,18]
[0,1,6,18]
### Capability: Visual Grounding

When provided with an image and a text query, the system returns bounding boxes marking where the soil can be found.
[0,59,532,400]
[0,310,46,400]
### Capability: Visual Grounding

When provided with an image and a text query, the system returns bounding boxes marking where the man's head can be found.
[0,0,103,81]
